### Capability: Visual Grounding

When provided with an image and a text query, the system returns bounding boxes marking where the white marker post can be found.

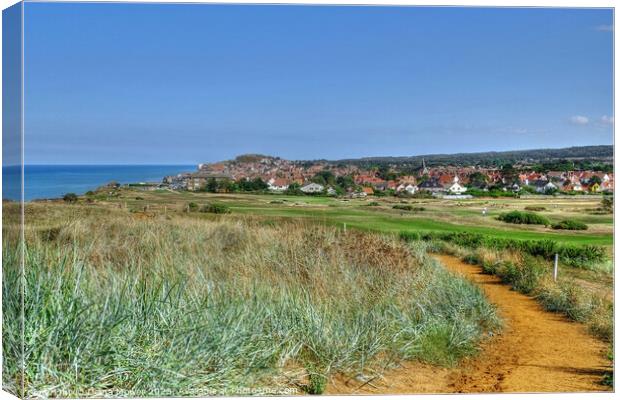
[343,223,347,234]
[553,253,559,282]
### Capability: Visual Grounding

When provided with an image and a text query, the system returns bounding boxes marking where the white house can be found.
[544,182,558,192]
[268,178,289,192]
[405,184,418,194]
[446,177,467,194]
[300,182,325,193]
[534,181,558,193]
[397,183,419,194]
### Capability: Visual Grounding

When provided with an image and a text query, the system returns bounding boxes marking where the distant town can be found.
[127,147,615,198]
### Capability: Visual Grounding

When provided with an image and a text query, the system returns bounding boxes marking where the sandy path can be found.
[327,254,611,394]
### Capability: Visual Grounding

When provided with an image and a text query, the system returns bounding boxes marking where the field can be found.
[95,189,616,303]
[98,189,613,246]
[2,189,613,396]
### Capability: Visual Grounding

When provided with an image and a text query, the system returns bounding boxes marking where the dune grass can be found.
[3,204,499,397]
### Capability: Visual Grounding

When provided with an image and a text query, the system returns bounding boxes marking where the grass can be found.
[83,190,613,246]
[457,247,613,343]
[3,203,499,398]
[403,231,608,269]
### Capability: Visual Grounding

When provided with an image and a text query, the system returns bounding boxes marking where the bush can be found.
[62,193,78,203]
[601,197,613,213]
[367,201,380,206]
[393,205,424,211]
[537,281,598,323]
[306,371,328,395]
[468,188,517,198]
[408,231,606,266]
[399,231,420,241]
[496,257,545,294]
[187,202,199,212]
[524,206,546,211]
[462,252,484,266]
[558,245,606,267]
[552,219,587,231]
[497,211,549,225]
[200,203,231,214]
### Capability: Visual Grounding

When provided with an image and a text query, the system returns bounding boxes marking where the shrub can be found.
[62,193,78,203]
[200,203,231,214]
[367,201,380,206]
[410,231,606,265]
[552,219,587,230]
[558,245,606,267]
[468,188,517,198]
[411,191,434,199]
[306,371,328,394]
[497,256,545,294]
[522,239,558,259]
[601,197,613,213]
[497,211,549,226]
[187,202,199,212]
[399,231,420,241]
[393,205,424,212]
[524,206,546,211]
[462,252,483,266]
[537,281,596,323]
[135,196,144,200]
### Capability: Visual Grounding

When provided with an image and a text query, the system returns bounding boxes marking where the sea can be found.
[2,165,195,201]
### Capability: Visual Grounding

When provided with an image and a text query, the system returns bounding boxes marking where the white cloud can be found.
[569,115,589,125]
[601,115,614,125]
[595,25,613,32]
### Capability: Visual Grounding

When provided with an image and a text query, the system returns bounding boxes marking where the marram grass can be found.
[3,204,499,397]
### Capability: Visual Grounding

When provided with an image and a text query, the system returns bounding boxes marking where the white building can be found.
[534,181,558,193]
[300,182,325,193]
[396,183,418,194]
[268,178,289,192]
[446,176,467,195]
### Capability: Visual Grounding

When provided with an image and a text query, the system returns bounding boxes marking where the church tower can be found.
[421,158,430,176]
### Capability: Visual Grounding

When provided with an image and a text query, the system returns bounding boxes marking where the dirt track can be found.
[328,254,612,394]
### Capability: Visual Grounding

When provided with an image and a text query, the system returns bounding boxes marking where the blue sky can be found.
[23,4,613,164]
